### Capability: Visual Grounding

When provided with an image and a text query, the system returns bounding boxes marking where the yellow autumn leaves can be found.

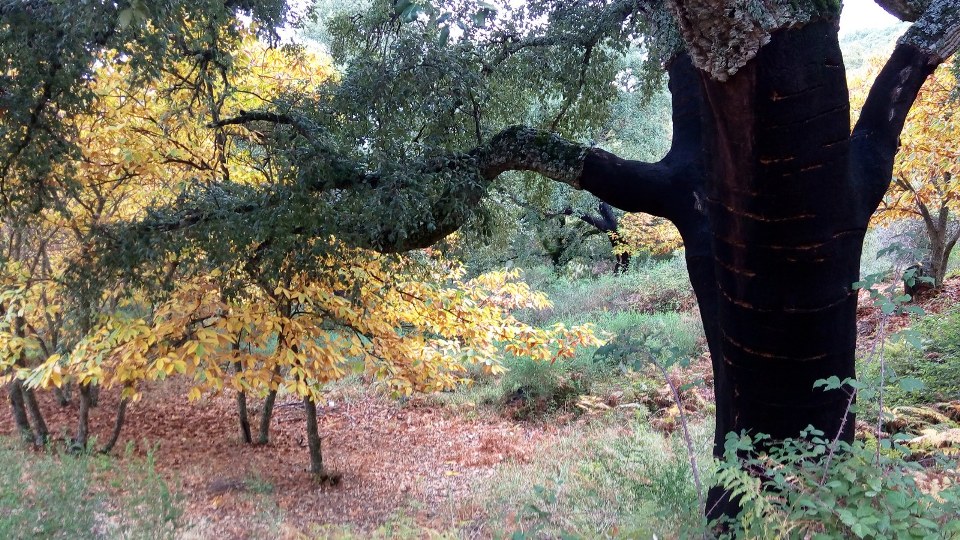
[20,248,601,403]
[0,29,602,408]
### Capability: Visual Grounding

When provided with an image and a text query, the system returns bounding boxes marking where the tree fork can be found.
[258,386,279,445]
[99,397,129,454]
[8,379,34,443]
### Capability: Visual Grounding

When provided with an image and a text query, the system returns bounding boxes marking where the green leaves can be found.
[118,0,150,29]
[394,0,424,23]
[715,431,960,539]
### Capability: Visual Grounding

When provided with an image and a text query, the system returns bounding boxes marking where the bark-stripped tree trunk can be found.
[575,202,630,274]
[477,17,951,518]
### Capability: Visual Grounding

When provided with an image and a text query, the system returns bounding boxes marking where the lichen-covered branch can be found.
[476,125,589,186]
[873,0,928,22]
[899,0,960,60]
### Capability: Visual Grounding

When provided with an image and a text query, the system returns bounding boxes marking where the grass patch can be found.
[441,414,713,538]
[519,256,694,326]
[0,438,182,539]
[307,512,458,539]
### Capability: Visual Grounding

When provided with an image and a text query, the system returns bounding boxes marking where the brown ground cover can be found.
[0,379,574,537]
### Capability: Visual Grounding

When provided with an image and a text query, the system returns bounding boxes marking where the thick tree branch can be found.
[897,0,960,59]
[873,0,926,21]
[851,44,940,222]
[854,0,960,223]
[120,54,712,260]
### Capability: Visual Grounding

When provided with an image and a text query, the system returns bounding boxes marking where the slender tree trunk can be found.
[73,383,92,452]
[257,388,278,445]
[22,387,48,446]
[12,315,47,445]
[88,384,100,407]
[99,398,128,454]
[303,396,323,476]
[922,205,952,288]
[8,380,34,443]
[53,385,70,407]
[235,361,252,444]
[610,236,630,274]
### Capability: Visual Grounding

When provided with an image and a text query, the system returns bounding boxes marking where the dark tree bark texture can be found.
[549,19,946,518]
[237,390,253,444]
[73,382,93,452]
[576,202,630,274]
[303,396,323,476]
[22,386,48,446]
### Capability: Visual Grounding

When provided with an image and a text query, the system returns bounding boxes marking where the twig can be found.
[655,360,704,512]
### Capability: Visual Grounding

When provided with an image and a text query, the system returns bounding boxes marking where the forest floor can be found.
[1,277,959,538]
[0,378,594,538]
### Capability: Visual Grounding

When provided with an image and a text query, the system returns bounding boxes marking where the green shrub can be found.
[598,422,710,536]
[498,355,591,419]
[715,429,960,539]
[497,416,713,539]
[589,311,703,372]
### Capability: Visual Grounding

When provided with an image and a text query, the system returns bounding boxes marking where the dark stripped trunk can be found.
[576,202,631,274]
[696,22,864,516]
[612,245,630,274]
[563,19,940,519]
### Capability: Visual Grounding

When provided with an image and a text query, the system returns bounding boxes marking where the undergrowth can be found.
[867,307,960,405]
[456,414,712,539]
[0,438,182,539]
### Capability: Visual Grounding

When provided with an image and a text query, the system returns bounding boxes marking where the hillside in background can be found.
[841,22,910,73]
